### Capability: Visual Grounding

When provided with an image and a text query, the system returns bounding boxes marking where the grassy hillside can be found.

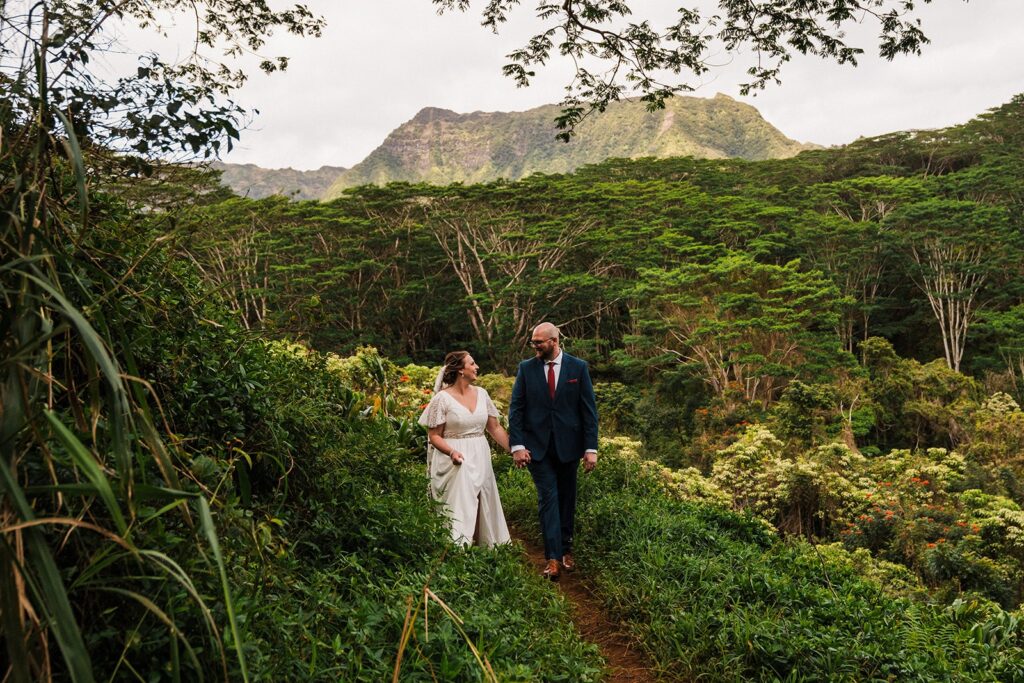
[500,442,1024,681]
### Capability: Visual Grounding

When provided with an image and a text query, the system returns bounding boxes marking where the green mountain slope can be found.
[322,93,815,199]
[212,162,346,200]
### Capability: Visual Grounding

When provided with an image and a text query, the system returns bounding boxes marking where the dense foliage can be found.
[185,95,1024,384]
[181,93,1024,624]
[0,1,596,678]
[3,201,604,679]
[5,0,1024,677]
[501,444,1024,680]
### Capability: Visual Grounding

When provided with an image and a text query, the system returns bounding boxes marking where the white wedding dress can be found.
[418,388,511,547]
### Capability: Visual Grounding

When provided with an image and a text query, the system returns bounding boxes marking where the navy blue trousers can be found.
[527,442,579,560]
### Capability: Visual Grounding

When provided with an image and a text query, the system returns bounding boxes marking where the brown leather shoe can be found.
[561,552,576,572]
[542,559,560,581]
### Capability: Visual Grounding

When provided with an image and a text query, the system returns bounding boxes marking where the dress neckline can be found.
[444,387,480,414]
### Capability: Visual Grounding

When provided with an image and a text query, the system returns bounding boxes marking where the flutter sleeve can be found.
[418,392,448,428]
[483,389,500,419]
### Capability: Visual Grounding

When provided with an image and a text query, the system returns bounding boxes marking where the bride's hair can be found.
[441,351,470,387]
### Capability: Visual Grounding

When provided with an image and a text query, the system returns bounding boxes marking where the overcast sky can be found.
[193,0,1024,171]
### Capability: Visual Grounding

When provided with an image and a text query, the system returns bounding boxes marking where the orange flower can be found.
[927,542,936,548]
[399,375,410,382]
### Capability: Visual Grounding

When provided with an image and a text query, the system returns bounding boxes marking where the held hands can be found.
[512,449,532,469]
[583,451,597,473]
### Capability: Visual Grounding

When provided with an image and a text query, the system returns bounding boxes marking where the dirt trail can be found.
[510,527,658,683]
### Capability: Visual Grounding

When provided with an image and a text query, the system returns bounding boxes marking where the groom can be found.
[509,322,598,580]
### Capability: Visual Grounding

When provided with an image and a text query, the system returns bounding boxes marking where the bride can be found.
[418,351,511,547]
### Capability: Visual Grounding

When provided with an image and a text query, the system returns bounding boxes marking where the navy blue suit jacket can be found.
[508,353,599,463]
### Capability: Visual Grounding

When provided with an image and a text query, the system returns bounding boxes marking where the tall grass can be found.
[1,47,246,681]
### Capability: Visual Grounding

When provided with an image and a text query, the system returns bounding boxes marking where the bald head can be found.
[533,322,559,340]
[530,322,561,360]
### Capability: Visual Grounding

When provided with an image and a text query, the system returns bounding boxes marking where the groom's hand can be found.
[582,452,597,473]
[513,449,531,468]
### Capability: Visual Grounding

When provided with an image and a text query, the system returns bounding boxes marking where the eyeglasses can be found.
[527,337,554,347]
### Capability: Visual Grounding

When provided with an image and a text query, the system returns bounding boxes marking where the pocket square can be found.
[568,379,579,384]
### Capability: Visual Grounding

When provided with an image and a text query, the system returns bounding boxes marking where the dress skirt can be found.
[419,387,511,548]
[430,434,510,547]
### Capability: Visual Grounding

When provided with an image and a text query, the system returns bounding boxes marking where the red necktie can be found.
[547,361,556,400]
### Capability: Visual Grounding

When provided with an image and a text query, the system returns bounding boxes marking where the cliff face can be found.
[211,162,346,200]
[322,94,816,199]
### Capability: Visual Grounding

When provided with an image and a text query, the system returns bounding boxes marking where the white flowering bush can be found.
[867,448,967,505]
[982,392,1021,414]
[710,425,785,515]
[600,435,731,506]
[965,393,1024,497]
[710,427,869,536]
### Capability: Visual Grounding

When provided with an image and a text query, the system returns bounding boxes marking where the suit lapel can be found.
[555,353,572,399]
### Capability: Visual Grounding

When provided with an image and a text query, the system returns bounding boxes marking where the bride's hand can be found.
[450,450,464,465]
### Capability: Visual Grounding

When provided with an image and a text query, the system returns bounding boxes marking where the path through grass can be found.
[510,527,660,683]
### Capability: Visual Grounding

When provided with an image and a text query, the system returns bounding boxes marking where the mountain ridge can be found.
[214,94,818,200]
[211,162,346,201]
[323,93,815,199]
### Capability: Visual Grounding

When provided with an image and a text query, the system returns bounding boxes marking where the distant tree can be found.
[424,189,603,365]
[982,305,1024,398]
[438,0,942,137]
[887,199,1015,372]
[799,176,929,352]
[860,337,983,449]
[641,253,844,408]
[809,176,929,224]
[181,197,280,329]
